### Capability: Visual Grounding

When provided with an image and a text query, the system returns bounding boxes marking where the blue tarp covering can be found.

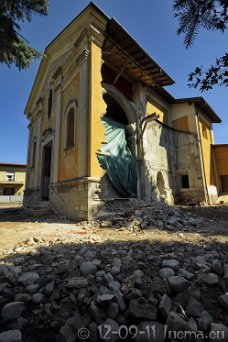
[97,117,137,198]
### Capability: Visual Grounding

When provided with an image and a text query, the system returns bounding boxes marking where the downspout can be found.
[195,107,210,204]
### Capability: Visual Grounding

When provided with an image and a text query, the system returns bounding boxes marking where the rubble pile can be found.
[0,239,227,341]
[96,202,203,232]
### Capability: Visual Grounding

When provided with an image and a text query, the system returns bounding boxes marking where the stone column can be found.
[52,73,63,183]
[35,118,42,187]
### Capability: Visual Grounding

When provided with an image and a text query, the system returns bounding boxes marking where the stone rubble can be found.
[0,236,227,341]
[95,202,204,233]
[0,203,227,341]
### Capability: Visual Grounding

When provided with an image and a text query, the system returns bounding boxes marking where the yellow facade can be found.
[89,41,106,177]
[0,163,26,196]
[59,73,81,181]
[213,145,228,193]
[214,145,228,175]
[23,3,228,218]
[199,119,216,186]
[172,116,189,132]
[171,103,198,133]
[146,101,168,124]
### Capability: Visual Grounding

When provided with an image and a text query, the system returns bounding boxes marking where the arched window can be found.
[48,89,53,118]
[31,139,37,168]
[65,102,77,148]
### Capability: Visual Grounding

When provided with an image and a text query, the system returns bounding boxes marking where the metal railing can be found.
[0,195,23,203]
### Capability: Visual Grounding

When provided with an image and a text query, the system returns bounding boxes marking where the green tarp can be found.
[97,117,137,198]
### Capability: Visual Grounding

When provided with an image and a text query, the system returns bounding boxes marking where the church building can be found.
[24,3,228,220]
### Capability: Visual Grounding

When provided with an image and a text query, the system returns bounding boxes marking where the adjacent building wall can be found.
[197,111,219,203]
[213,144,228,193]
[0,164,26,196]
[170,103,206,203]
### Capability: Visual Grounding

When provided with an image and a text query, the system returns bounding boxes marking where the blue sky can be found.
[0,0,227,164]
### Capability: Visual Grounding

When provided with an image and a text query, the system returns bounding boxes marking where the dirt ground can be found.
[0,203,227,258]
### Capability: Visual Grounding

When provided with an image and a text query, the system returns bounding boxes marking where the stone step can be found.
[24,201,54,216]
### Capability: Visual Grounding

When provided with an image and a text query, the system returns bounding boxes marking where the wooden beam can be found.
[113,58,128,85]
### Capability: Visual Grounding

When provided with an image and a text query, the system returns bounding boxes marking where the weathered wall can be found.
[146,100,168,124]
[0,166,26,195]
[170,103,206,203]
[171,103,197,132]
[197,111,219,203]
[0,166,26,182]
[24,5,108,218]
[50,180,89,220]
[213,145,228,175]
[27,117,41,190]
[198,116,216,186]
[142,121,174,203]
[172,116,189,132]
[24,4,224,217]
[132,85,175,204]
[59,73,80,181]
[213,145,228,194]
[172,131,206,202]
[50,39,107,220]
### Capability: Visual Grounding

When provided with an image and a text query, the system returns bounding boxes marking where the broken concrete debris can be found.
[95,201,203,233]
[0,233,227,341]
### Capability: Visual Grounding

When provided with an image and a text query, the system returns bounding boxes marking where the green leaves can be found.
[174,0,228,47]
[0,0,48,69]
[174,0,228,90]
[1,0,48,21]
[188,53,228,91]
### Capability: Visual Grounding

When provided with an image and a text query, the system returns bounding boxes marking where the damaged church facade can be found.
[24,3,228,220]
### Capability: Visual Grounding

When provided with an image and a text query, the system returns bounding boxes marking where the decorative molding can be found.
[64,99,78,115]
[76,49,90,66]
[35,96,43,107]
[64,100,77,149]
[74,28,90,48]
[87,24,105,48]
[62,69,80,91]
[53,67,62,80]
[27,97,43,122]
[42,127,55,143]
[54,83,62,94]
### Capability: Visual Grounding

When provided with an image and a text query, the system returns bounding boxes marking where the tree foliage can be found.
[174,0,228,90]
[0,0,48,70]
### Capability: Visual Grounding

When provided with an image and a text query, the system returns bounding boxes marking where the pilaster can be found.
[53,72,63,183]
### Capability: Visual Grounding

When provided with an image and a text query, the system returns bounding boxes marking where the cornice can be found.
[25,6,107,115]
[53,67,62,80]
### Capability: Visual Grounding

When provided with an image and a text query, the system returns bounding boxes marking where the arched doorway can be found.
[102,82,136,124]
[41,142,52,200]
[103,93,129,125]
[97,87,137,198]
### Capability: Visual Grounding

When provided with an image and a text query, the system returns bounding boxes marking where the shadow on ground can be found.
[0,237,227,341]
[0,206,72,225]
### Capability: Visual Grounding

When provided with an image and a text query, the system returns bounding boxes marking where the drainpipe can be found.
[195,107,210,204]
